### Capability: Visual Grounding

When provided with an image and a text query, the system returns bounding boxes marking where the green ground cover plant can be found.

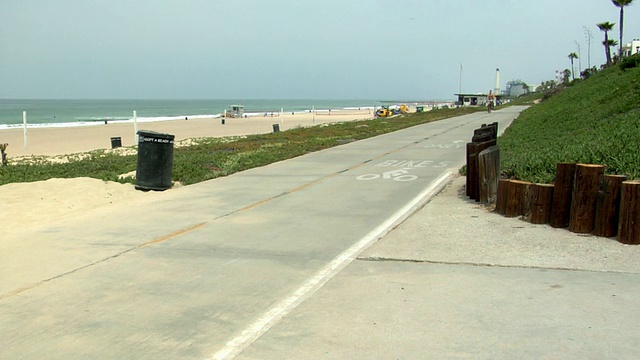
[499,57,640,183]
[0,106,483,186]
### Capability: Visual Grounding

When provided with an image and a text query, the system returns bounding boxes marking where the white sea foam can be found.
[0,103,379,132]
[0,114,222,131]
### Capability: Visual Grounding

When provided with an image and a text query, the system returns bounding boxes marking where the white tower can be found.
[495,68,501,95]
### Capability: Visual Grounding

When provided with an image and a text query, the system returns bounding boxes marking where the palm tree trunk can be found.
[619,8,624,57]
[571,59,575,80]
[605,33,612,64]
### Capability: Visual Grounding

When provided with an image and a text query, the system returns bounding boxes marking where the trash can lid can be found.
[137,130,175,140]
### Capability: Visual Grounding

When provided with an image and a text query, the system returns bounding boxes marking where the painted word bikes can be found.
[424,140,465,149]
[356,159,450,182]
[376,160,450,168]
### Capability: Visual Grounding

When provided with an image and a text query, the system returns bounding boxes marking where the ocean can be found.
[0,99,383,130]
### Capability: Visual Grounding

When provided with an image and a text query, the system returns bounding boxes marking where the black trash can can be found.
[110,137,122,149]
[135,130,175,191]
[272,123,280,132]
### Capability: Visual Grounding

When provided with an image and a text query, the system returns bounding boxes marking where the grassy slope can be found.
[500,62,640,183]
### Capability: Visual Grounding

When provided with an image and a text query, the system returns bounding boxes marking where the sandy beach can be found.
[0,109,374,240]
[0,109,374,159]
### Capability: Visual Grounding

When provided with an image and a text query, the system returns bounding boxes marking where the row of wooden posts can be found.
[465,125,640,245]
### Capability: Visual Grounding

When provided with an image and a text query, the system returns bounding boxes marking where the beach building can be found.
[454,93,502,107]
[455,93,486,106]
[455,91,507,106]
[622,39,640,57]
[505,80,530,97]
[555,70,564,84]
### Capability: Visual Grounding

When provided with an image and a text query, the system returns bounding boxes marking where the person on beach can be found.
[1,143,8,167]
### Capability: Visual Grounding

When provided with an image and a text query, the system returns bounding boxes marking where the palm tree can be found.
[603,39,619,64]
[562,69,572,84]
[597,22,616,64]
[612,0,635,57]
[568,52,579,80]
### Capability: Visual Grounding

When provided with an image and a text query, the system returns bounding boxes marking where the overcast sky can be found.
[1,0,639,100]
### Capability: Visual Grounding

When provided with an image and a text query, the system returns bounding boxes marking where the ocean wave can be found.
[0,114,222,131]
[0,103,380,131]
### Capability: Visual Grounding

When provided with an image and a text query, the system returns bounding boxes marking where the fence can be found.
[465,128,640,245]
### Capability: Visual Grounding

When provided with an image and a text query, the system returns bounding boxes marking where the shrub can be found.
[620,53,640,71]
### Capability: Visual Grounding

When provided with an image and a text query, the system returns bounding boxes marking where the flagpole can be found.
[459,63,463,94]
[133,110,138,143]
[23,111,28,150]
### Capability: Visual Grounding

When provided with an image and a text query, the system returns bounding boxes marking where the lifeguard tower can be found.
[226,105,245,118]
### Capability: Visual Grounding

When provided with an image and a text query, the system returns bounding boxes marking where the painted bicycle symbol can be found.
[356,168,418,182]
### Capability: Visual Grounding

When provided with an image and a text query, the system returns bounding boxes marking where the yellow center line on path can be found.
[0,222,208,301]
[1,123,463,301]
[209,170,456,360]
[224,132,446,215]
[138,222,208,248]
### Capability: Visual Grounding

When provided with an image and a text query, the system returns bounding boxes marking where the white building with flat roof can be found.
[622,39,640,57]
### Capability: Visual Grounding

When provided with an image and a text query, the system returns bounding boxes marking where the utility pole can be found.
[583,26,593,69]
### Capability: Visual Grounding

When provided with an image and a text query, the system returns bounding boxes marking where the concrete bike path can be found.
[1,107,525,359]
[238,175,640,359]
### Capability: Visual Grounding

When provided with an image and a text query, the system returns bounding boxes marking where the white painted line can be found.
[208,170,457,360]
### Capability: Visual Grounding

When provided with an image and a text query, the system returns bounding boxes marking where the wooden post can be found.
[550,163,577,228]
[481,122,498,140]
[495,179,510,214]
[466,141,495,200]
[506,180,532,218]
[490,122,499,137]
[530,184,555,224]
[467,124,497,200]
[618,180,640,245]
[593,174,627,237]
[466,143,473,197]
[478,145,500,204]
[568,164,605,234]
[472,128,497,144]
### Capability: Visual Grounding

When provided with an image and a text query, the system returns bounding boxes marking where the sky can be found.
[1,0,639,100]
